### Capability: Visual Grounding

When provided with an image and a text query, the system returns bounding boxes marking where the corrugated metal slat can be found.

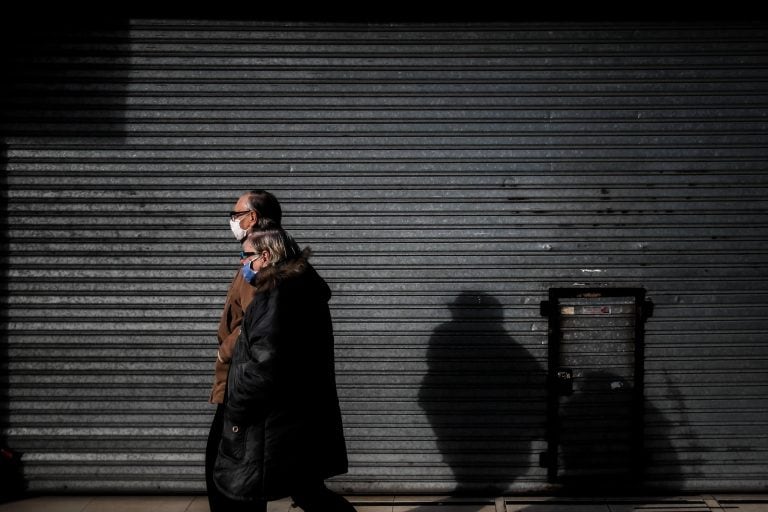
[1,20,767,494]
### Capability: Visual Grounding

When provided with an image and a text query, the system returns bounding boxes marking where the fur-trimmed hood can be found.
[250,247,330,301]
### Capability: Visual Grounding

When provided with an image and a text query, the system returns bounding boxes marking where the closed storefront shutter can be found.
[1,20,767,494]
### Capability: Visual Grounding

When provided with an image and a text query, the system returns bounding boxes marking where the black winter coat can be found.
[213,252,348,501]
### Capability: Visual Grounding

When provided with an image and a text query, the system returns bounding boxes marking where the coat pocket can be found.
[219,414,247,461]
[213,415,267,501]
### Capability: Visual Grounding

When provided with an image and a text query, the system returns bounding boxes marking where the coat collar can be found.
[251,248,312,294]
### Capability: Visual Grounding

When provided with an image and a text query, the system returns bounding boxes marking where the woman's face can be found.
[242,240,270,271]
[240,240,255,265]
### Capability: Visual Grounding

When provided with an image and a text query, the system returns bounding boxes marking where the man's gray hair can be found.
[244,190,282,228]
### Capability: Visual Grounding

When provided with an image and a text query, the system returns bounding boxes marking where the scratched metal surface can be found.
[1,20,767,493]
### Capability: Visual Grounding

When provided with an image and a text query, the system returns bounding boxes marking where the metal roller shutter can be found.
[1,20,767,494]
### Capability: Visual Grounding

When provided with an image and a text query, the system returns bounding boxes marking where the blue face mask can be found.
[241,260,258,284]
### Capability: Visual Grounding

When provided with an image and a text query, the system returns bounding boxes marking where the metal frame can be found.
[540,287,653,484]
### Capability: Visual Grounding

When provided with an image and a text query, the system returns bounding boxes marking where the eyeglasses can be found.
[229,210,252,221]
[240,251,256,259]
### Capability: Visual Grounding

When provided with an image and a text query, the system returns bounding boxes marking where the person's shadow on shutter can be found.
[418,291,546,500]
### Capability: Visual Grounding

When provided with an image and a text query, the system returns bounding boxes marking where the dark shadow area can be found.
[0,142,23,503]
[557,371,646,494]
[646,371,705,491]
[418,291,546,499]
[557,370,692,495]
[0,16,130,500]
[0,16,131,140]
[62,3,768,23]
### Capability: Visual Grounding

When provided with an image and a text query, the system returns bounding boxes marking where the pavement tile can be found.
[0,497,93,512]
[722,507,768,512]
[392,499,496,512]
[178,496,297,512]
[82,496,193,512]
[290,496,391,512]
[352,496,396,504]
[3,495,768,512]
[715,496,768,512]
[393,496,460,503]
[268,498,295,512]
[346,496,394,512]
[392,506,496,512]
[183,496,211,512]
[507,503,612,512]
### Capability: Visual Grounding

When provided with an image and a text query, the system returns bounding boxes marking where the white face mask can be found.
[229,218,248,241]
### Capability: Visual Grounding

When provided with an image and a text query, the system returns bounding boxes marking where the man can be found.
[206,190,282,512]
[210,190,282,403]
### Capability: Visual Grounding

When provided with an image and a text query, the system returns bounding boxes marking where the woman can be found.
[213,227,355,512]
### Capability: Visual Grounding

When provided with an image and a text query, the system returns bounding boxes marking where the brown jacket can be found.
[209,267,258,403]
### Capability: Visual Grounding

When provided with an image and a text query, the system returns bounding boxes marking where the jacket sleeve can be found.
[225,291,282,425]
[216,270,249,362]
[211,269,261,404]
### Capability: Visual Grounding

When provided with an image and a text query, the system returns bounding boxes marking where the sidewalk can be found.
[1,495,767,512]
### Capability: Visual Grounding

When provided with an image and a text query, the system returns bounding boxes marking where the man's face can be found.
[231,195,258,232]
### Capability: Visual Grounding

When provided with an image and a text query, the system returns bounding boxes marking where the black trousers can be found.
[205,404,356,512]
